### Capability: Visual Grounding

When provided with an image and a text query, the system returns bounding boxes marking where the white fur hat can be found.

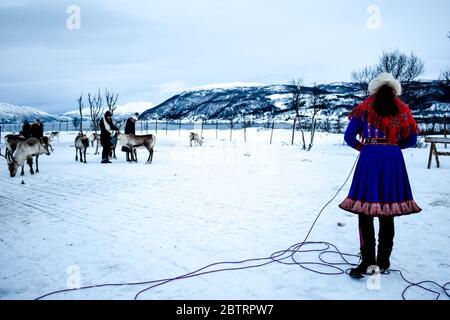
[368,72,402,96]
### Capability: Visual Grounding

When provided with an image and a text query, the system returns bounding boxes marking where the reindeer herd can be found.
[1,129,205,178]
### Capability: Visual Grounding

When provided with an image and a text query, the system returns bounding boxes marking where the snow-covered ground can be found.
[0,129,449,300]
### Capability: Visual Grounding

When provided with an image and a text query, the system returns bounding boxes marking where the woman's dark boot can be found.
[377,217,394,273]
[376,248,392,273]
[350,214,376,279]
[350,247,377,279]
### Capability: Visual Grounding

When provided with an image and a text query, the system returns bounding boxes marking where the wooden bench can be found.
[425,137,450,169]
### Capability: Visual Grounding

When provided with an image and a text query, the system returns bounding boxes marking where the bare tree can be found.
[336,114,345,134]
[88,90,104,155]
[351,66,377,95]
[105,89,119,115]
[377,49,408,80]
[352,50,425,97]
[440,33,450,86]
[440,69,450,86]
[89,90,103,132]
[376,50,424,84]
[307,84,327,151]
[402,53,425,83]
[289,79,307,149]
[77,94,83,133]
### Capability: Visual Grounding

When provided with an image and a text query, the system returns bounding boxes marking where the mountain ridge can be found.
[139,81,450,121]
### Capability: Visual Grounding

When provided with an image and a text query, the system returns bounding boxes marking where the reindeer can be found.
[7,138,51,177]
[117,132,156,164]
[189,132,203,147]
[4,134,27,160]
[89,132,100,147]
[48,131,60,142]
[41,136,53,153]
[75,133,89,164]
[88,132,100,155]
[109,131,119,160]
[46,131,59,151]
[5,134,51,167]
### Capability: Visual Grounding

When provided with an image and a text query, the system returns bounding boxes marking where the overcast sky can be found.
[0,0,449,113]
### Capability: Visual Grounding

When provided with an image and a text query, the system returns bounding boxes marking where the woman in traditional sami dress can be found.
[339,73,422,278]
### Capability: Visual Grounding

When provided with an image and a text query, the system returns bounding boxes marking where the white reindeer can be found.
[89,132,101,155]
[189,132,203,147]
[4,134,26,160]
[48,131,60,142]
[8,138,51,177]
[117,132,156,164]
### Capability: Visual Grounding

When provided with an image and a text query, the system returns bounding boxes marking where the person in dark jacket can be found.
[99,111,119,164]
[20,120,32,138]
[30,119,44,139]
[338,73,422,279]
[122,113,138,162]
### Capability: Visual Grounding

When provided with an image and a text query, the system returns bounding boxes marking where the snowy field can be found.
[0,128,449,300]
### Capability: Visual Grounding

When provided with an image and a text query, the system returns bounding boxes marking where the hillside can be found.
[0,102,59,124]
[139,82,450,121]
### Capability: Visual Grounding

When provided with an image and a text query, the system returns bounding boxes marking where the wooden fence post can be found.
[230,119,233,142]
[216,121,218,139]
[201,119,204,137]
[178,119,182,136]
[270,121,275,145]
[155,118,158,134]
[165,119,168,135]
[244,123,247,143]
[445,115,447,149]
[291,116,297,145]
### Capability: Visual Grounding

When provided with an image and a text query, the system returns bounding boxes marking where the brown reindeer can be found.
[75,133,89,164]
[8,138,51,177]
[117,132,156,164]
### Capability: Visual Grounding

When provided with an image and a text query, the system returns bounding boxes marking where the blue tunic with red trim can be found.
[339,98,422,217]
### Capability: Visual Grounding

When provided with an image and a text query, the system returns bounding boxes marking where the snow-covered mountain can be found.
[0,102,59,124]
[140,81,450,121]
[64,101,155,120]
